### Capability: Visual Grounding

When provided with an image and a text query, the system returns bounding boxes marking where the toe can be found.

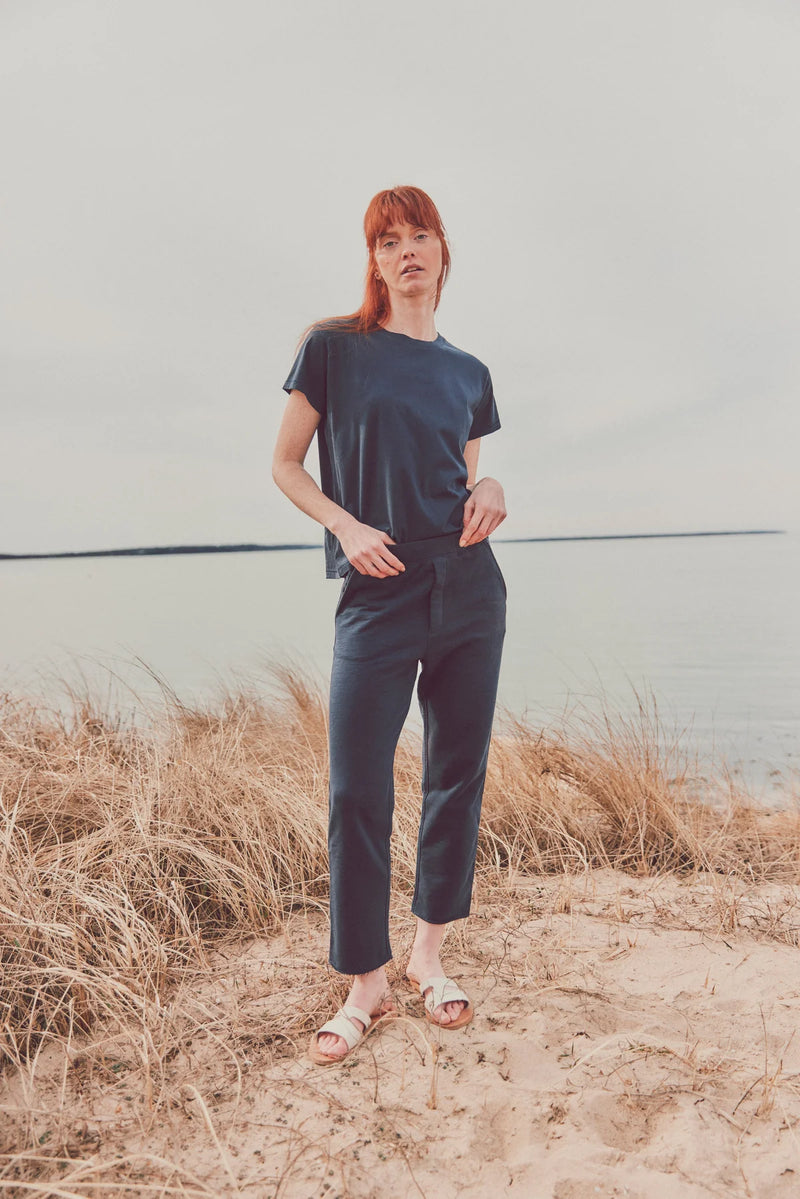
[316,1013,366,1058]
[317,1032,346,1057]
[434,1000,466,1024]
[421,984,468,1027]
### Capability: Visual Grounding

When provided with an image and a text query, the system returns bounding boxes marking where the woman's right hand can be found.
[336,518,406,577]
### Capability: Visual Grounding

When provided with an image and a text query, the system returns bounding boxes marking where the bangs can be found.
[364,187,446,246]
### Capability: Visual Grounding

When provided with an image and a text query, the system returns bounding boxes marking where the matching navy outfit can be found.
[283,323,507,974]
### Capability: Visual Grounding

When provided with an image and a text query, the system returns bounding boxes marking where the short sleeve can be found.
[282,328,328,416]
[468,370,501,439]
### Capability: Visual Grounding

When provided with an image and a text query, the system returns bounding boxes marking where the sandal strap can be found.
[316,1003,372,1049]
[418,976,469,1012]
[341,1002,373,1026]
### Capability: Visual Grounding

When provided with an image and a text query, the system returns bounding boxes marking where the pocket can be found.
[484,541,508,601]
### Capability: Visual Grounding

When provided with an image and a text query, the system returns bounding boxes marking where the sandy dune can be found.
[7,868,798,1197]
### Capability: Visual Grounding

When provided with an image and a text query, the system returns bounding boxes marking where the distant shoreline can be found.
[0,529,787,561]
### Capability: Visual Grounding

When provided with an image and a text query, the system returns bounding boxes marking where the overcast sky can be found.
[2,0,798,554]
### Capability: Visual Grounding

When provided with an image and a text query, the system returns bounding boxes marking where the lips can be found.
[401,265,423,275]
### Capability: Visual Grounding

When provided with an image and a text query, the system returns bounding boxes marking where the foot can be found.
[406,948,468,1026]
[315,969,393,1059]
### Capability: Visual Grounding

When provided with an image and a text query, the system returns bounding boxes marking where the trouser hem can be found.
[410,902,472,925]
[328,948,394,977]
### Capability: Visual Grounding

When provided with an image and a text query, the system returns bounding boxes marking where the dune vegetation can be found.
[1,660,798,1195]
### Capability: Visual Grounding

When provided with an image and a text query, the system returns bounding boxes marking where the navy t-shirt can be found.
[282,323,501,578]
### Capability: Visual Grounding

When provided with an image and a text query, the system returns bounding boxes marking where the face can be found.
[373,221,443,302]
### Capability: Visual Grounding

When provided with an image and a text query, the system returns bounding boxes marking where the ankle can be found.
[350,968,389,992]
[412,918,447,950]
[408,943,443,966]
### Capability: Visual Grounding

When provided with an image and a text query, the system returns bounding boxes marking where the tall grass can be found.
[1,658,797,1082]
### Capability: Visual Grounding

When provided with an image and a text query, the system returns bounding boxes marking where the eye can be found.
[415,232,428,240]
[381,239,397,249]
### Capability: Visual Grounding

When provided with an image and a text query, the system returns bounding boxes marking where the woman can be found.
[272,185,507,1065]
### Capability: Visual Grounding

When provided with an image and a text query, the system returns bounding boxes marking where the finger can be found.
[473,514,501,542]
[376,532,405,572]
[373,545,405,573]
[353,555,383,576]
[372,557,403,576]
[461,512,493,545]
[363,553,403,577]
[461,502,481,534]
[382,550,405,572]
[460,510,483,545]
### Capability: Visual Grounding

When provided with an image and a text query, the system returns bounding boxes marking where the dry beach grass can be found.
[1,660,799,1197]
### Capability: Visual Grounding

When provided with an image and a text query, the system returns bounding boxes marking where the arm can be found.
[272,390,346,533]
[460,436,507,546]
[464,437,481,491]
[272,390,405,576]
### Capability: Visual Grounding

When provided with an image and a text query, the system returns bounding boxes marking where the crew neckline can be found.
[375,327,444,345]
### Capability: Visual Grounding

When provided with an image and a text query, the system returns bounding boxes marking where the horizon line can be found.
[0,529,788,561]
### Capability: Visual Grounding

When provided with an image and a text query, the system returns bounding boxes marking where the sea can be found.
[2,531,797,801]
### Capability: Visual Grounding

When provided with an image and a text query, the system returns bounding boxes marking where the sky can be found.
[2,0,798,554]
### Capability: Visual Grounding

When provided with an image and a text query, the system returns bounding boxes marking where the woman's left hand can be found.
[460,478,507,546]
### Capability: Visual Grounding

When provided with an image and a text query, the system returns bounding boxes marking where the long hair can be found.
[302,186,451,341]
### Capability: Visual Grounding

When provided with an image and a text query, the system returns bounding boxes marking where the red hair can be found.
[304,186,451,339]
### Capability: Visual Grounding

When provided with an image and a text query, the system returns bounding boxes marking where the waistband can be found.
[389,530,473,565]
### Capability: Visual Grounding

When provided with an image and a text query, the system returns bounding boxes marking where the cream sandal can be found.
[406,973,474,1030]
[307,1000,397,1066]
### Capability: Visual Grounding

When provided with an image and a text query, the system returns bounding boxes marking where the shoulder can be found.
[293,319,372,366]
[436,336,492,381]
[303,317,361,345]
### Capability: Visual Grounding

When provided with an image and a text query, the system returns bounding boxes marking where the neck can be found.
[380,296,438,342]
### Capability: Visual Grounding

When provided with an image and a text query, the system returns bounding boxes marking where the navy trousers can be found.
[327,530,507,975]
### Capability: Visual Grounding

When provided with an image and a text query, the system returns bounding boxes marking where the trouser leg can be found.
[411,546,506,923]
[327,648,418,974]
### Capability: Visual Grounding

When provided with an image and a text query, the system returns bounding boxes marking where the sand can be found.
[3,868,799,1198]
